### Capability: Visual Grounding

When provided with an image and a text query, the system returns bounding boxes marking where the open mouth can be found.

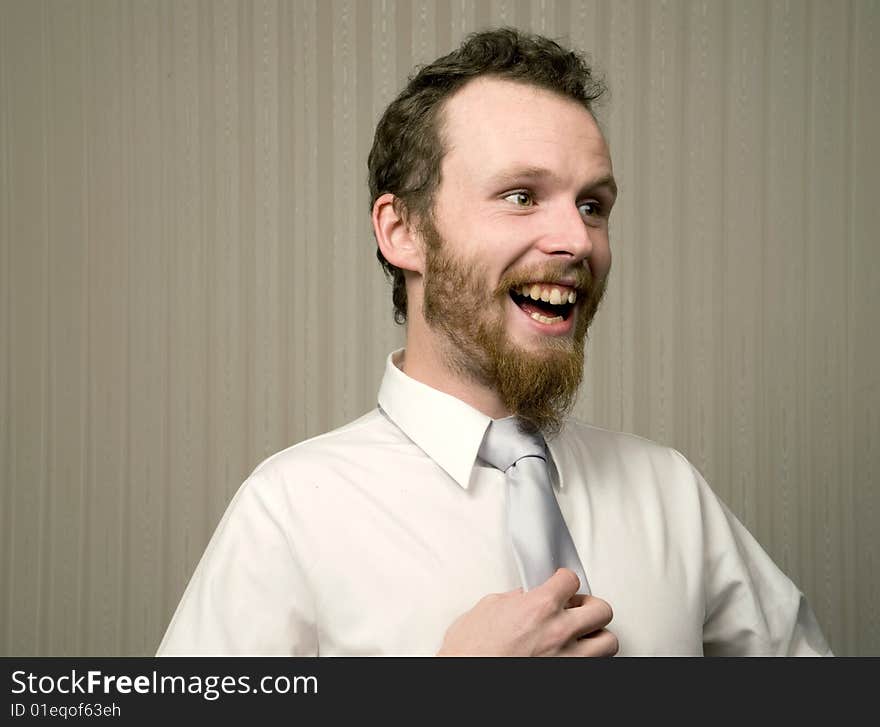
[508,283,577,325]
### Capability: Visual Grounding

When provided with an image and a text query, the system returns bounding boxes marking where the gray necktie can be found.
[479,417,591,595]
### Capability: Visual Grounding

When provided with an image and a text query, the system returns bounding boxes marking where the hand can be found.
[437,568,618,656]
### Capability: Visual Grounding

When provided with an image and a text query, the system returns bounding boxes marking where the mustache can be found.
[494,265,595,298]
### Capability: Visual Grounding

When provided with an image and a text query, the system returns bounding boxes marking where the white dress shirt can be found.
[158,350,831,656]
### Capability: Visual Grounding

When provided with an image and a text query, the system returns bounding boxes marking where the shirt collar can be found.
[377,349,566,491]
[545,435,566,491]
[377,350,492,490]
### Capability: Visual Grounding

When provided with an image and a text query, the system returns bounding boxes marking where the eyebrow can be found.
[486,165,618,200]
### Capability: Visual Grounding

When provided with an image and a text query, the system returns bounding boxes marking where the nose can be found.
[536,202,594,263]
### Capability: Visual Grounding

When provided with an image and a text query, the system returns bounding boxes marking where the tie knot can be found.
[478,417,546,472]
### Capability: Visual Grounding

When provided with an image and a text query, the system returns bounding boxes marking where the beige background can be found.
[1,0,877,656]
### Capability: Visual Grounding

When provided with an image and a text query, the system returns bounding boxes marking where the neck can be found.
[400,320,511,421]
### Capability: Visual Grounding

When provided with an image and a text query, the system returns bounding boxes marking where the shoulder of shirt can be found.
[550,417,726,522]
[557,416,681,455]
[246,407,404,483]
[556,416,702,478]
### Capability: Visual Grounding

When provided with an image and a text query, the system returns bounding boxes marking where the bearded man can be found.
[158,28,830,656]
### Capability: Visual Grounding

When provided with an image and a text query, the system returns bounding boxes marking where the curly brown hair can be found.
[367,27,606,324]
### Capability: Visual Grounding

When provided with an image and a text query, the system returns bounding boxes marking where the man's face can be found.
[418,77,616,433]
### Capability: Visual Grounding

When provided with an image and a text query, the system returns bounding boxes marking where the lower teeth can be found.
[530,311,563,325]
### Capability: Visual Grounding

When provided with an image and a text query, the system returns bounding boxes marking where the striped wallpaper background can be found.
[1,0,878,655]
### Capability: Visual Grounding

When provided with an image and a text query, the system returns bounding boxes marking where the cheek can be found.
[596,251,612,280]
[591,236,612,279]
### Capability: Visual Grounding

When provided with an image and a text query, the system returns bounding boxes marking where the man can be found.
[158,28,831,656]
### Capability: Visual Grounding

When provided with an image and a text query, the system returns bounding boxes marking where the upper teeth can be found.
[519,284,577,305]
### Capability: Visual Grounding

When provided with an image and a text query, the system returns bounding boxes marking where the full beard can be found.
[420,222,607,437]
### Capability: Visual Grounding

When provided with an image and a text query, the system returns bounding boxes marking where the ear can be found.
[372,193,425,275]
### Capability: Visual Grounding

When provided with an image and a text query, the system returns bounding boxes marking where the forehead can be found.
[438,76,612,190]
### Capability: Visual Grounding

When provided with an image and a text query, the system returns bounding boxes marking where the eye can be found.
[503,191,534,207]
[578,200,602,218]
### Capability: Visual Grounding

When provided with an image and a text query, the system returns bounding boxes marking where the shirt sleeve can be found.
[683,454,833,656]
[156,468,318,655]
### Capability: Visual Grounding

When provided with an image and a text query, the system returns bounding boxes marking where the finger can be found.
[534,567,580,605]
[560,595,614,639]
[556,628,617,657]
[560,628,619,657]
[565,594,588,609]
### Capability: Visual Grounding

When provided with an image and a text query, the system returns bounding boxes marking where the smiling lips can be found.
[509,282,578,325]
